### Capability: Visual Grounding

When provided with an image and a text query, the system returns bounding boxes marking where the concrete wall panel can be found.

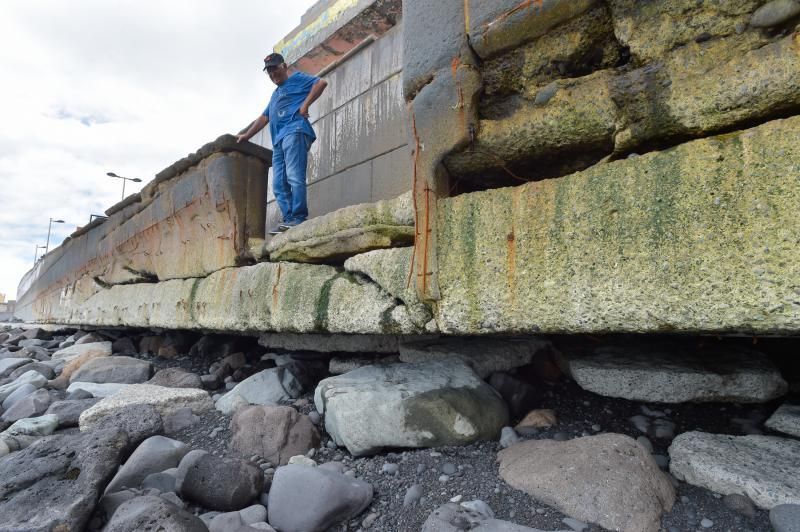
[308,161,373,218]
[371,144,412,201]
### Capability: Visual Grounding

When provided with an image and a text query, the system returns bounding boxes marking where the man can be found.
[237,53,328,234]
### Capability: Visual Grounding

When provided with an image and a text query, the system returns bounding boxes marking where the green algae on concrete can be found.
[43,262,420,335]
[435,116,800,335]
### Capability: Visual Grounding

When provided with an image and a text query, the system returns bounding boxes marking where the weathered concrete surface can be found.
[436,116,800,334]
[266,192,414,263]
[32,262,420,334]
[344,247,432,328]
[447,31,800,183]
[16,136,271,323]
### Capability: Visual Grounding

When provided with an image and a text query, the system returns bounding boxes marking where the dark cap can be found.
[263,53,285,69]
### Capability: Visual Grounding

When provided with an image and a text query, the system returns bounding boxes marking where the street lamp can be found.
[107,172,142,201]
[33,244,46,264]
[45,218,64,254]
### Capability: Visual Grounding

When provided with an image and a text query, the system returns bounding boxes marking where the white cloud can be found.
[0,0,315,300]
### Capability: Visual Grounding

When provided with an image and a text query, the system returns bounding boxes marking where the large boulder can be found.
[559,343,788,403]
[67,381,132,398]
[0,357,32,377]
[230,405,320,465]
[766,403,800,438]
[85,403,164,445]
[669,431,800,509]
[0,370,47,402]
[497,434,675,532]
[268,464,373,532]
[0,427,129,531]
[176,450,263,511]
[79,384,212,431]
[105,435,189,494]
[51,341,112,362]
[104,495,208,532]
[70,355,152,384]
[59,342,114,381]
[266,192,414,263]
[45,398,102,427]
[1,388,52,422]
[314,360,509,456]
[216,367,303,414]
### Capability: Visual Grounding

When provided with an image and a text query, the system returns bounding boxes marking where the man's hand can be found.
[298,104,309,118]
[236,134,248,143]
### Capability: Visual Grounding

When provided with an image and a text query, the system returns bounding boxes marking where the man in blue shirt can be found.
[237,53,328,234]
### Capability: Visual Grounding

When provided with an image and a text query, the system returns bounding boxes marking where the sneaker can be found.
[279,220,302,230]
[268,224,288,235]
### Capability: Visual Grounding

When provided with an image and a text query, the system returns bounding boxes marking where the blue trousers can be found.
[272,132,312,224]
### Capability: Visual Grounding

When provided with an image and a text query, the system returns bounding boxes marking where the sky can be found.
[0,0,315,301]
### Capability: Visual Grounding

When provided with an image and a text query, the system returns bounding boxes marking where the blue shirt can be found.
[262,71,319,147]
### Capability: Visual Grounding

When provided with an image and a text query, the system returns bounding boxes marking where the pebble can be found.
[438,475,449,483]
[722,493,757,518]
[563,517,588,531]
[449,494,462,503]
[630,415,650,433]
[381,463,399,475]
[552,432,569,441]
[308,411,320,425]
[403,484,424,507]
[362,512,378,528]
[636,436,654,453]
[440,463,457,475]
[700,518,714,528]
[591,424,601,432]
[770,504,800,532]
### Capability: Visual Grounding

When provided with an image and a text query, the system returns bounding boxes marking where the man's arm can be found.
[298,79,328,118]
[236,114,269,143]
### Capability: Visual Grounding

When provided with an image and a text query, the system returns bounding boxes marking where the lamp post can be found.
[107,172,142,201]
[44,218,64,254]
[33,244,46,264]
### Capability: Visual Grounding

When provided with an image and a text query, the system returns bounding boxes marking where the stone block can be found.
[308,161,373,219]
[370,144,412,202]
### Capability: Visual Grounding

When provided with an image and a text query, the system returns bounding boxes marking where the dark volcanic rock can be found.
[104,495,208,532]
[176,450,263,511]
[0,427,129,531]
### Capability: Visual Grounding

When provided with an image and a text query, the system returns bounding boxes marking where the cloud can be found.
[0,0,315,299]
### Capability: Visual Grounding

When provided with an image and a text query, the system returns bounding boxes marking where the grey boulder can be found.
[45,398,102,427]
[268,464,373,532]
[230,405,320,465]
[559,344,787,403]
[0,427,129,531]
[84,403,164,445]
[314,359,508,456]
[70,355,152,384]
[766,403,800,438]
[104,495,209,532]
[176,450,264,511]
[1,388,52,422]
[105,435,189,494]
[2,382,38,410]
[0,357,32,377]
[0,370,48,402]
[770,504,800,532]
[216,367,304,414]
[669,431,800,509]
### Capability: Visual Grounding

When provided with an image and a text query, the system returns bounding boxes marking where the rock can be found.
[217,367,303,414]
[67,381,132,397]
[148,367,204,389]
[559,344,788,403]
[51,340,112,371]
[74,332,105,345]
[45,398,102,427]
[288,455,317,467]
[750,0,800,28]
[240,504,268,524]
[83,403,164,445]
[209,511,243,532]
[8,361,55,380]
[315,359,508,456]
[0,357,32,377]
[70,356,152,384]
[328,354,400,375]
[421,503,552,531]
[487,372,538,418]
[142,469,178,493]
[163,407,200,434]
[1,414,59,439]
[722,493,757,518]
[105,435,189,494]
[230,405,320,465]
[21,327,51,340]
[770,504,800,532]
[100,489,138,520]
[498,434,675,532]
[399,337,548,379]
[216,392,250,415]
[499,427,521,449]
[266,191,414,263]
[669,431,800,509]
[2,382,38,410]
[268,464,373,532]
[0,427,129,530]
[104,495,208,532]
[766,403,800,438]
[1,388,52,422]
[0,370,47,402]
[67,387,94,400]
[176,450,264,511]
[79,384,212,431]
[0,438,9,458]
[516,409,557,430]
[112,336,137,355]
